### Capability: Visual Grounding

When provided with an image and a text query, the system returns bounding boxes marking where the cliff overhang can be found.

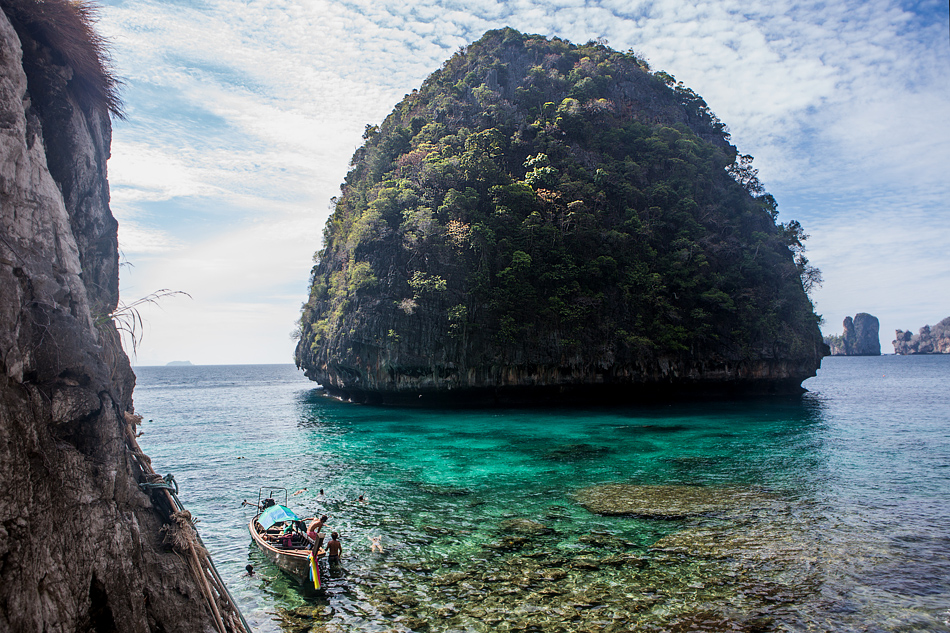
[305,354,820,406]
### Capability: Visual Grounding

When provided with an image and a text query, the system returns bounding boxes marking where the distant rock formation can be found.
[893,317,950,354]
[0,3,216,631]
[824,313,881,356]
[166,360,194,366]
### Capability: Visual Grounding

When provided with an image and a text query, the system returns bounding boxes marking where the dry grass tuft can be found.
[1,0,123,117]
[98,289,191,356]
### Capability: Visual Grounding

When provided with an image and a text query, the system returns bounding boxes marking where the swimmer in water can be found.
[292,488,307,496]
[368,535,384,552]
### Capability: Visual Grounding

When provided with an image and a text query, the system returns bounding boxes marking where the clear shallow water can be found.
[133,356,950,632]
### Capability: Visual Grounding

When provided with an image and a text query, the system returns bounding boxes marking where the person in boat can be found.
[308,515,329,551]
[327,532,342,565]
[277,522,295,547]
[308,515,328,535]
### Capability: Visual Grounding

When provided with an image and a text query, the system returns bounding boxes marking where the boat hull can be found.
[248,517,315,585]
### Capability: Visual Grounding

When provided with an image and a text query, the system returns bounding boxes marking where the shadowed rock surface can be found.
[893,317,950,354]
[0,3,215,631]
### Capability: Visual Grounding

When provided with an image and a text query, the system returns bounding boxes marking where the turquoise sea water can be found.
[134,356,950,632]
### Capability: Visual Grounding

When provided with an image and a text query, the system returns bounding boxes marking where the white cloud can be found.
[109,141,219,203]
[117,221,182,254]
[120,207,322,364]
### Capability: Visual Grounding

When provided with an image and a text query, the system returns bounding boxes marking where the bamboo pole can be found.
[124,420,251,633]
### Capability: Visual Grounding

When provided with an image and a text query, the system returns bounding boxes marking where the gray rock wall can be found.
[825,313,880,356]
[893,317,950,354]
[0,5,214,631]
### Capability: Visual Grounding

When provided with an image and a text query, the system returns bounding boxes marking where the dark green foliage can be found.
[297,28,822,374]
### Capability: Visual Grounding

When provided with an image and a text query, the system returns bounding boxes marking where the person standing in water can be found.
[327,532,342,566]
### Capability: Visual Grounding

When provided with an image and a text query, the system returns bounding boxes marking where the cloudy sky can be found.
[95,0,950,365]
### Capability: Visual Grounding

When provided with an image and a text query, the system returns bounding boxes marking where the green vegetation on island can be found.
[295,28,826,402]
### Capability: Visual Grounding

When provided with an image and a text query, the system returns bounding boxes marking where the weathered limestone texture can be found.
[0,4,214,631]
[893,317,950,354]
[826,313,881,356]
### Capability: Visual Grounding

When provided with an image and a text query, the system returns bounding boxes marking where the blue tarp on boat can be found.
[257,504,299,529]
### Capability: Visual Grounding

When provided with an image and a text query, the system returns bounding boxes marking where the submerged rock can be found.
[577,531,638,549]
[544,443,612,462]
[574,484,775,518]
[651,519,814,564]
[499,518,554,535]
[484,536,532,551]
[416,482,473,496]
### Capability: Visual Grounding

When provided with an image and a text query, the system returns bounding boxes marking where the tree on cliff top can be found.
[296,28,824,384]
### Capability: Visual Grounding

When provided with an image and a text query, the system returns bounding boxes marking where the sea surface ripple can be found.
[134,356,950,632]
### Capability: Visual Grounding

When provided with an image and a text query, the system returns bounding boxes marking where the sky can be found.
[95,0,950,366]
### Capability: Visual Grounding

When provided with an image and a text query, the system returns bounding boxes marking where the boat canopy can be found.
[257,504,299,529]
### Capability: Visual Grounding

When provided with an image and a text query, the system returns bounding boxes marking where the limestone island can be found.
[166,360,194,366]
[295,28,827,405]
[893,317,950,354]
[823,313,881,356]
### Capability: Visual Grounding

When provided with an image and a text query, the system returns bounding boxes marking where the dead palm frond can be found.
[100,289,191,356]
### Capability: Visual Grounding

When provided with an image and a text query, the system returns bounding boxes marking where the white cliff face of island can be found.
[0,3,216,631]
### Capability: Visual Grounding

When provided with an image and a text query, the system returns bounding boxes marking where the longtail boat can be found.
[248,487,323,588]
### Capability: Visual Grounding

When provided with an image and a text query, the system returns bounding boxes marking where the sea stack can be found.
[826,313,881,356]
[295,28,827,405]
[0,3,215,631]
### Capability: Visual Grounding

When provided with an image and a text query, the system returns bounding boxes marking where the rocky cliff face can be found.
[825,313,880,356]
[0,3,214,631]
[893,317,950,354]
[296,28,827,404]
